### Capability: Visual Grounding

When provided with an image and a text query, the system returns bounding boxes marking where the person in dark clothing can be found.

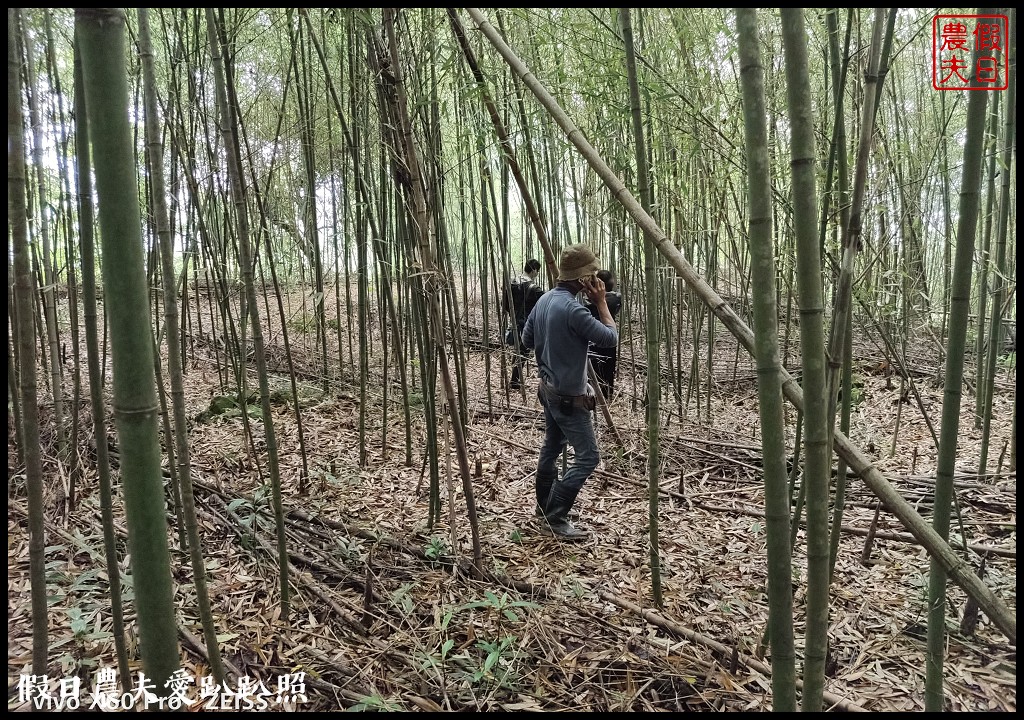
[522,245,617,541]
[502,258,543,390]
[584,270,622,401]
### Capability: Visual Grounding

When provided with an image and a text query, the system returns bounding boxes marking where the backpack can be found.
[507,279,542,329]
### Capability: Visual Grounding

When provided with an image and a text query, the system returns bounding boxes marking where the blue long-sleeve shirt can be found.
[522,286,618,396]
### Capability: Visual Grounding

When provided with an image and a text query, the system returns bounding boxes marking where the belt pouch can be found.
[558,395,575,416]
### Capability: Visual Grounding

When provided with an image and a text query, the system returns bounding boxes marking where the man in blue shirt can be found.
[522,244,618,541]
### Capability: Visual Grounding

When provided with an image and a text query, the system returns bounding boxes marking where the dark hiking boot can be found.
[537,482,588,541]
[536,516,590,542]
[535,471,556,517]
[534,504,580,521]
[510,364,523,390]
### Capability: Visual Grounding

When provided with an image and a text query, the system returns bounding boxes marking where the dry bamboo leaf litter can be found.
[8,293,1016,711]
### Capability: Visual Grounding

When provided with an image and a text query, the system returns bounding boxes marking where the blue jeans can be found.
[537,390,600,493]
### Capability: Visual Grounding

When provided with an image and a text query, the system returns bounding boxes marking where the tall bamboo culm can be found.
[138,8,226,684]
[9,7,49,678]
[72,41,131,690]
[76,7,181,695]
[780,8,830,709]
[205,7,291,623]
[735,7,797,710]
[924,7,993,709]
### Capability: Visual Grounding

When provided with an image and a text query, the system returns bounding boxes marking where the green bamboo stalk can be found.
[621,7,663,609]
[357,169,370,467]
[8,332,24,467]
[138,8,226,685]
[22,9,66,459]
[76,7,181,695]
[479,160,496,408]
[978,10,1015,481]
[824,9,887,419]
[205,7,290,623]
[925,9,993,709]
[72,43,132,689]
[736,8,797,709]
[823,8,854,588]
[9,7,49,678]
[974,91,1001,427]
[780,9,830,709]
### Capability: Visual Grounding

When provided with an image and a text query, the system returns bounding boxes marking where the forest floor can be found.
[7,284,1017,712]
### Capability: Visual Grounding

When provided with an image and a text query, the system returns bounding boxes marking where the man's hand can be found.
[582,274,606,305]
[582,275,615,328]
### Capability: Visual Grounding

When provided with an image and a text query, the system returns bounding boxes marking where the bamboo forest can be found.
[7,7,1017,713]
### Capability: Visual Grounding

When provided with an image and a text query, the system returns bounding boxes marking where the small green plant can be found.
[457,590,540,623]
[347,693,403,712]
[561,574,588,600]
[417,637,456,675]
[388,582,417,618]
[423,536,448,562]
[415,637,456,698]
[335,536,367,565]
[226,484,274,547]
[472,635,517,683]
[60,606,112,675]
[67,606,91,639]
[118,573,135,603]
[849,384,864,406]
